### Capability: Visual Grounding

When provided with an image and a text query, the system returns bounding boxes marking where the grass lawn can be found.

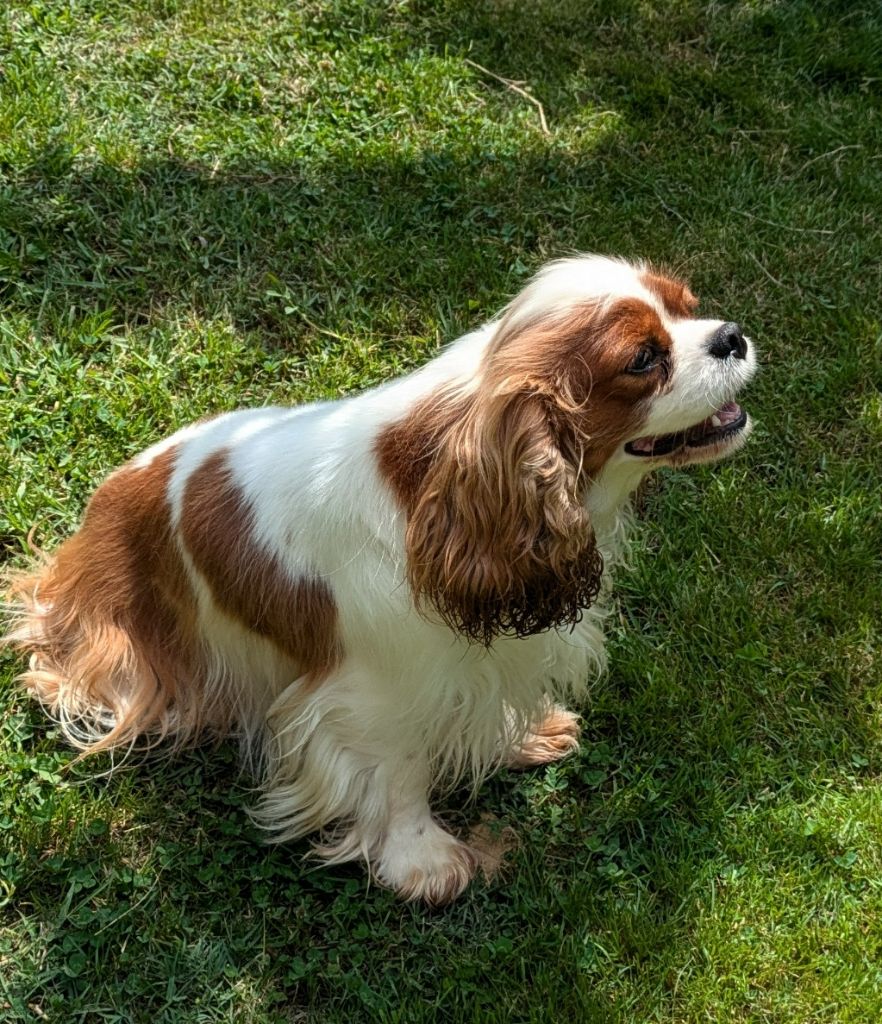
[1,0,881,1020]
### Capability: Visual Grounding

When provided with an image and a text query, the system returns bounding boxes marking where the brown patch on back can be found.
[180,450,341,687]
[641,269,698,319]
[5,446,211,751]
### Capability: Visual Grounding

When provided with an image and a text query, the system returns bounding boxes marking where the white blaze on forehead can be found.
[501,255,659,331]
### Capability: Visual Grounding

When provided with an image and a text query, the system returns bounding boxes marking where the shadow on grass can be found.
[2,1,876,340]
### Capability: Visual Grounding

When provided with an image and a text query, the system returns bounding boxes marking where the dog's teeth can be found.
[710,415,722,428]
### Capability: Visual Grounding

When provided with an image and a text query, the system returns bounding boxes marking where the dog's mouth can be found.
[624,402,748,459]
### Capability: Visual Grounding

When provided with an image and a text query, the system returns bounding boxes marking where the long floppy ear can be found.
[405,388,604,645]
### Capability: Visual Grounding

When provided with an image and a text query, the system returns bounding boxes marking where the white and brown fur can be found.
[3,256,757,904]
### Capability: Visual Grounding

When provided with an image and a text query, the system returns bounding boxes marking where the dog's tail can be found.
[3,548,193,756]
[1,452,236,758]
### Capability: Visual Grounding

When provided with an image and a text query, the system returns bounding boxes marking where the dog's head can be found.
[379,255,757,644]
[486,255,757,469]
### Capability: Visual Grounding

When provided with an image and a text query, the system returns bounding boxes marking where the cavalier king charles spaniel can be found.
[5,256,757,904]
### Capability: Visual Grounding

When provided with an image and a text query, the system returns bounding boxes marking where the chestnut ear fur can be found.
[403,381,604,646]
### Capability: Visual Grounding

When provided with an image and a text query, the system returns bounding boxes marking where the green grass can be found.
[1,0,881,1020]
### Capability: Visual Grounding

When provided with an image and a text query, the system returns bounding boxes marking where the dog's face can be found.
[617,297,756,468]
[486,256,757,472]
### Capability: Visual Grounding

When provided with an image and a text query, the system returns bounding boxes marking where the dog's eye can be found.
[627,346,660,374]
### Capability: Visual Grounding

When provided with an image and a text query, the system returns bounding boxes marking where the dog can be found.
[4,255,757,904]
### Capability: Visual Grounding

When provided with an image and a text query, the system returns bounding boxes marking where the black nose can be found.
[708,322,747,360]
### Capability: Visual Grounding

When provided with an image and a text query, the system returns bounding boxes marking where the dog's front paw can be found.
[506,705,581,768]
[377,821,478,906]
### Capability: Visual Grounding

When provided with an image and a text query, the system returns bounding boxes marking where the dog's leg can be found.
[369,764,478,906]
[254,666,478,904]
[505,703,581,768]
